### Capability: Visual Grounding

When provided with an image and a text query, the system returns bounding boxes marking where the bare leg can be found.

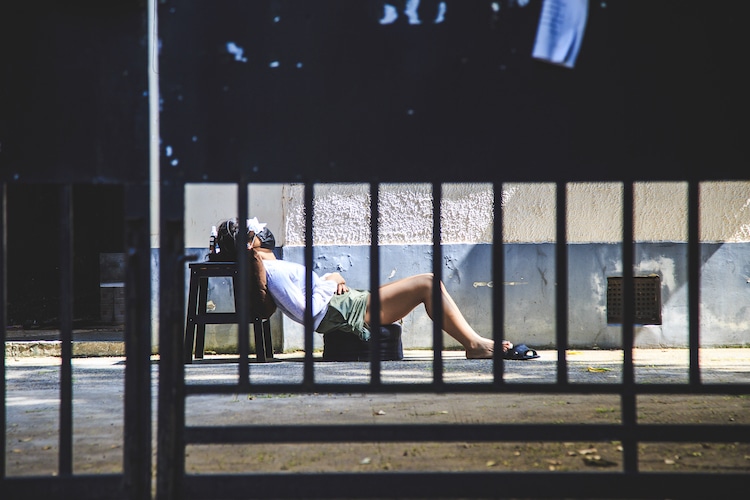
[364,273,509,359]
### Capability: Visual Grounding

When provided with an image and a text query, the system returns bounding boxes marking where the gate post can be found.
[124,183,153,499]
[156,183,186,500]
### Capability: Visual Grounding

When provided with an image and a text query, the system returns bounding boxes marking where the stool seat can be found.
[184,261,273,363]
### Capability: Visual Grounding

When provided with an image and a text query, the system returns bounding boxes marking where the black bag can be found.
[323,323,403,361]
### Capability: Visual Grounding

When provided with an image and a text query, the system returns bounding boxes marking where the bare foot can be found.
[465,339,512,359]
[465,338,494,359]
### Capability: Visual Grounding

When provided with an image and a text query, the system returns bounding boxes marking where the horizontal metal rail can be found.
[1,475,127,500]
[185,423,746,445]
[183,382,750,396]
[181,472,749,500]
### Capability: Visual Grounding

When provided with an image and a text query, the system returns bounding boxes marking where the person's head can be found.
[248,226,276,259]
[215,218,276,260]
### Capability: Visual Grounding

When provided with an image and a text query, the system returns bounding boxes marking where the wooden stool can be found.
[184,262,273,363]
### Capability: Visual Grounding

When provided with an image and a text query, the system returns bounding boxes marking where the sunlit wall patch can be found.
[404,0,421,24]
[226,41,247,63]
[380,4,398,24]
[165,145,179,166]
[434,2,447,23]
[379,1,448,25]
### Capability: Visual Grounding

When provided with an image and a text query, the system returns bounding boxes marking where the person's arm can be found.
[322,272,348,295]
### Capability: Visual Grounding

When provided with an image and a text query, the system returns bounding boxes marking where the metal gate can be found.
[3,1,750,499]
[0,1,152,498]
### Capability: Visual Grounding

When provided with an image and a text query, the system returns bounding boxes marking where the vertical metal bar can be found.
[237,177,249,386]
[303,182,315,386]
[0,182,6,478]
[156,183,185,500]
[123,184,152,500]
[687,181,701,385]
[432,182,443,387]
[621,180,638,473]
[555,182,568,385]
[59,183,74,476]
[492,181,505,385]
[369,182,382,384]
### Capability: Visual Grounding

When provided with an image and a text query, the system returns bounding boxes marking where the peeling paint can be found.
[472,281,528,288]
[537,266,548,289]
[444,256,461,283]
[637,256,675,291]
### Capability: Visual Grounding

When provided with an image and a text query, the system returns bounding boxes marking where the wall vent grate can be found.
[607,275,662,325]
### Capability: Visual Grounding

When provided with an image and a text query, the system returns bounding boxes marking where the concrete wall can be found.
[182,181,750,352]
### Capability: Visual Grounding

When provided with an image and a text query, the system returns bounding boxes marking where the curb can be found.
[5,341,126,358]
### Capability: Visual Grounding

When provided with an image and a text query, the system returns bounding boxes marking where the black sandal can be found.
[504,344,540,360]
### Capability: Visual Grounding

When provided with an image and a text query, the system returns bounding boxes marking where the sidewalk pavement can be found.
[5,345,750,477]
[4,326,750,385]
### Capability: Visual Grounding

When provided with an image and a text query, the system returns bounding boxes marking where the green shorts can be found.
[316,289,371,341]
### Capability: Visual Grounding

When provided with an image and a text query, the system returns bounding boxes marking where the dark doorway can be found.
[6,184,124,328]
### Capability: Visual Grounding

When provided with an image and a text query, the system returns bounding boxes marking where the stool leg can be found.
[184,270,201,364]
[263,319,274,359]
[253,318,267,362]
[230,273,253,361]
[194,276,209,360]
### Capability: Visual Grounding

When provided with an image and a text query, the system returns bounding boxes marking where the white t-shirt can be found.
[262,259,337,330]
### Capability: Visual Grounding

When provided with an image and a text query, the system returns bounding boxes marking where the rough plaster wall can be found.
[284,183,496,245]
[634,182,687,242]
[505,181,749,243]
[185,181,750,247]
[283,183,372,246]
[516,181,750,243]
[567,183,623,242]
[501,183,556,243]
[700,181,750,242]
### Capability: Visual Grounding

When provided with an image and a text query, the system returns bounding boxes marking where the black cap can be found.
[255,227,276,250]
